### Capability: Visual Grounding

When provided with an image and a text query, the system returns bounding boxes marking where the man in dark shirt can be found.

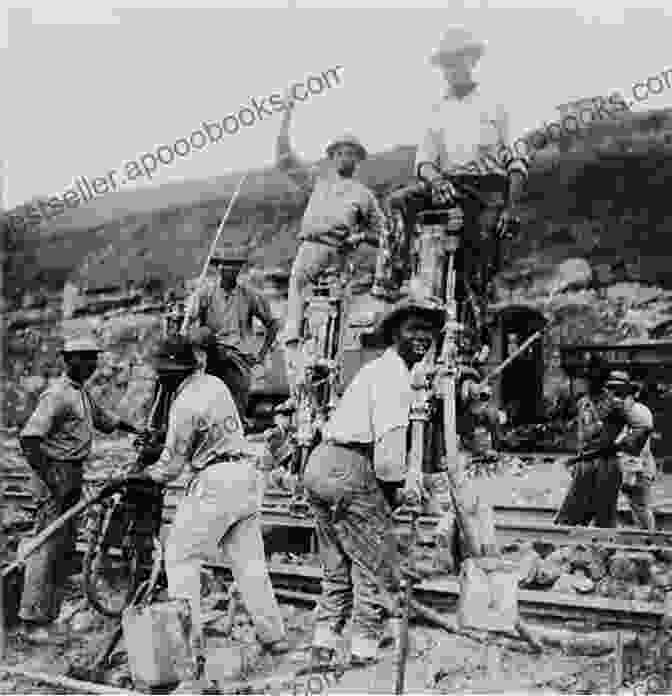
[182,250,279,420]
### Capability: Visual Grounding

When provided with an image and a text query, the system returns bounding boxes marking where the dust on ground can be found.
[2,431,671,694]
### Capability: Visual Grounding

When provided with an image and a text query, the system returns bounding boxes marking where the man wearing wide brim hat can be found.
[301,296,442,667]
[128,335,289,689]
[412,25,530,324]
[182,246,279,421]
[17,334,142,638]
[275,90,389,401]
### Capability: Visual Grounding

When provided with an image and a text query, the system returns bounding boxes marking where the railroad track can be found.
[204,559,668,632]
[5,468,672,552]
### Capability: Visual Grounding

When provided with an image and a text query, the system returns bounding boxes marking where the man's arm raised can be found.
[275,88,316,195]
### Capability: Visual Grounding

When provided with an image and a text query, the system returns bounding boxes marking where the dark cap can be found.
[153,336,199,372]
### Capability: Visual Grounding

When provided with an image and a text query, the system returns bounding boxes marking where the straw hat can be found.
[61,336,102,353]
[325,134,368,161]
[429,26,486,67]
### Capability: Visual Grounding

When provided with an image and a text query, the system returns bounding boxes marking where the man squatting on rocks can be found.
[182,249,278,421]
[17,336,143,640]
[126,336,289,688]
[275,91,388,402]
[556,369,657,531]
[303,297,444,666]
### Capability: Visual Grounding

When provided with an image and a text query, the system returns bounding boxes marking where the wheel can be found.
[82,495,144,618]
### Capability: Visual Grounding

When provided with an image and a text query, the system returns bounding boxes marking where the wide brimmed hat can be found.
[430,26,486,67]
[153,336,199,372]
[61,336,102,353]
[325,134,367,161]
[210,247,248,267]
[374,296,445,345]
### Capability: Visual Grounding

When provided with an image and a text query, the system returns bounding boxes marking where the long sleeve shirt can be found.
[323,347,414,482]
[414,88,530,182]
[276,136,387,248]
[144,371,255,484]
[616,401,656,480]
[20,375,121,463]
[183,279,277,359]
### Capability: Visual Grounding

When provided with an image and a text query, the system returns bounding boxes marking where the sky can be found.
[1,1,672,210]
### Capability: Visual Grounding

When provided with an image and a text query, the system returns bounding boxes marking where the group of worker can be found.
[11,23,659,695]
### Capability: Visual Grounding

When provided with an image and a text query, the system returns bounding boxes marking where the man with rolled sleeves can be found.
[182,249,279,420]
[17,336,141,639]
[126,336,288,690]
[275,98,388,403]
[302,297,444,666]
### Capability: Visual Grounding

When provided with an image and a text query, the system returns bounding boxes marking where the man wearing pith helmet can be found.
[303,295,443,667]
[17,335,142,640]
[275,95,389,403]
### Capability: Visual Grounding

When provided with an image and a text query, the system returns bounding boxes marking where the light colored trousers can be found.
[284,241,344,345]
[164,457,285,648]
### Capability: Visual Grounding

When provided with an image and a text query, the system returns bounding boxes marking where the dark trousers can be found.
[19,461,83,624]
[555,457,622,528]
[206,346,252,419]
[303,443,399,651]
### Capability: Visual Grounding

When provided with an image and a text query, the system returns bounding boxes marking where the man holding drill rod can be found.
[17,336,143,641]
[302,296,444,667]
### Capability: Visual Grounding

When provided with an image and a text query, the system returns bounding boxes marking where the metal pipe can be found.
[179,173,248,336]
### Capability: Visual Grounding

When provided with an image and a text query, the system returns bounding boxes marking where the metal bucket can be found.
[121,598,193,689]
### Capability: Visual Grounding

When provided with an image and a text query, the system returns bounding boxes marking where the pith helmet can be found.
[325,134,368,161]
[61,336,102,353]
[375,296,445,345]
[430,26,486,67]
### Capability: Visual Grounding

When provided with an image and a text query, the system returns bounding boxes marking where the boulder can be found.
[534,558,563,587]
[568,546,607,581]
[609,553,639,583]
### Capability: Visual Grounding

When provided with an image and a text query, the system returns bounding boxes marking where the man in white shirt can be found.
[302,296,444,666]
[414,26,530,318]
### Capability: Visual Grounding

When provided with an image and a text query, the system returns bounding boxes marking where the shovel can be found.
[0,489,109,659]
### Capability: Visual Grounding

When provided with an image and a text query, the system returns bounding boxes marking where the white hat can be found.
[430,26,486,67]
[325,134,367,161]
[61,335,102,353]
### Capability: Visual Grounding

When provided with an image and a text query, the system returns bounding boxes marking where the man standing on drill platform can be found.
[275,92,388,404]
[303,297,444,667]
[414,26,530,318]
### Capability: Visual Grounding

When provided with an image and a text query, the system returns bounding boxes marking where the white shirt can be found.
[414,87,529,179]
[324,347,414,481]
